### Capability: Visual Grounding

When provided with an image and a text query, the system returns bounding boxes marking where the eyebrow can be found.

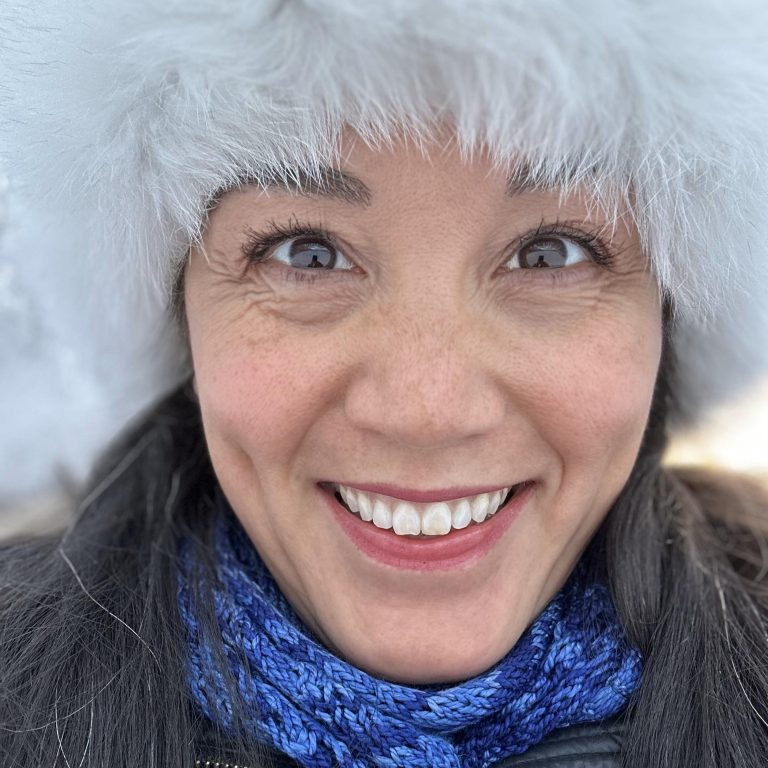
[505,163,572,197]
[263,167,373,206]
[254,161,570,206]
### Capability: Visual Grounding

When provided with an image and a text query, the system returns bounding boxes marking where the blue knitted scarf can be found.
[179,510,641,768]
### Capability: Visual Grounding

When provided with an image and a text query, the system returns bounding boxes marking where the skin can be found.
[184,135,662,685]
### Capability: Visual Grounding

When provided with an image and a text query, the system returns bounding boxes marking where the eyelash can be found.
[241,218,343,284]
[512,220,614,269]
[240,217,615,284]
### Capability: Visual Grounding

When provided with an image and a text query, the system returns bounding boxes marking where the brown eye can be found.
[509,236,589,270]
[271,237,354,271]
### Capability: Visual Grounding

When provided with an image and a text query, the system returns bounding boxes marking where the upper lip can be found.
[323,481,521,504]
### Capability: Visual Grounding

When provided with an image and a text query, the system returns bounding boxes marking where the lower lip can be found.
[322,483,533,571]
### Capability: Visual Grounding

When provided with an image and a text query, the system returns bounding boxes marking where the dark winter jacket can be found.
[195,716,624,768]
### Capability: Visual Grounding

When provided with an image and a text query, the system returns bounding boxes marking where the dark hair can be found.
[1,356,767,765]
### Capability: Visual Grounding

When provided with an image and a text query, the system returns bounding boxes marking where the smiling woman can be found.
[1,2,768,768]
[185,140,661,685]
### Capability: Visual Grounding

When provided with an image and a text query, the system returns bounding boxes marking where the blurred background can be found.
[667,379,768,476]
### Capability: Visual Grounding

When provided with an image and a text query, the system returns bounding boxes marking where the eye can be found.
[271,236,355,271]
[505,236,589,270]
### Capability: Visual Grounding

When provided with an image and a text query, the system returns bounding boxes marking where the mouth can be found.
[329,482,524,537]
[319,480,534,570]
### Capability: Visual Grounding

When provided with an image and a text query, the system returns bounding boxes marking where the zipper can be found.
[195,761,252,768]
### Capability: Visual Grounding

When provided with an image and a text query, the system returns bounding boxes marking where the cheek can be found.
[188,306,345,483]
[529,314,661,516]
[183,248,345,472]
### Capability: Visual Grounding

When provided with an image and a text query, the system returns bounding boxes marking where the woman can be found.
[1,1,767,766]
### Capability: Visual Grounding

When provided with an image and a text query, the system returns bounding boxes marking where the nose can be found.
[343,306,507,449]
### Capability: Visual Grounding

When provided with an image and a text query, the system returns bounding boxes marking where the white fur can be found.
[1,0,768,493]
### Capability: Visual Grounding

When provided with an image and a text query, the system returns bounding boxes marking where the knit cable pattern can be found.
[179,511,641,768]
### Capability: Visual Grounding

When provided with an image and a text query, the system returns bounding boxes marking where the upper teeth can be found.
[334,483,513,537]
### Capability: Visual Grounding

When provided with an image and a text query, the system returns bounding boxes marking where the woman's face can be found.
[185,136,662,684]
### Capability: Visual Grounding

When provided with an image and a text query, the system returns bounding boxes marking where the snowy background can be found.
[0,168,184,534]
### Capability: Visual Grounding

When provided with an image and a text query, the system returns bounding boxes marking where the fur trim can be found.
[2,0,768,492]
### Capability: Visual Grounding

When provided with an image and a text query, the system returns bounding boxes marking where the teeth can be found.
[452,499,472,529]
[357,493,373,522]
[392,502,421,535]
[372,499,393,529]
[471,493,491,523]
[334,484,514,537]
[421,503,452,535]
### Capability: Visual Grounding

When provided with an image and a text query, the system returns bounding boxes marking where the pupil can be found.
[289,239,335,269]
[519,238,567,269]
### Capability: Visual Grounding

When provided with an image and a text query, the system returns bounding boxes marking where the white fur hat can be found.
[1,0,768,496]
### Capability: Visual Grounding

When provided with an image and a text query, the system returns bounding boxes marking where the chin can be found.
[332,631,513,686]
